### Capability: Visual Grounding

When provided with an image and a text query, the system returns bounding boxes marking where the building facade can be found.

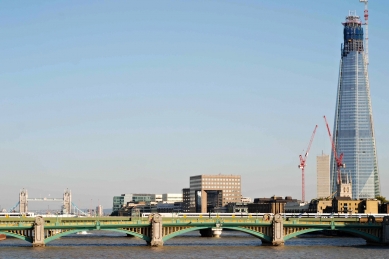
[332,197,359,214]
[241,197,252,203]
[96,205,103,216]
[359,199,379,214]
[157,202,183,212]
[316,200,333,213]
[132,194,156,203]
[227,202,249,213]
[331,12,380,199]
[113,193,159,212]
[112,194,133,212]
[155,194,162,203]
[248,196,297,214]
[189,174,241,213]
[182,188,190,212]
[317,154,330,198]
[162,193,183,203]
[380,203,389,214]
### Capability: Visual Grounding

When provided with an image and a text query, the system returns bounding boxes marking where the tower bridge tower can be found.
[18,188,72,214]
[19,189,28,213]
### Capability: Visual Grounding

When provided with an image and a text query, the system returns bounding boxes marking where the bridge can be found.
[7,189,87,216]
[1,213,389,247]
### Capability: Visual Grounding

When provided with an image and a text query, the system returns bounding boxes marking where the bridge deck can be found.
[0,216,381,229]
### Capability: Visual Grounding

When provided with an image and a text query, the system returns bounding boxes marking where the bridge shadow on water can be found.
[164,231,260,247]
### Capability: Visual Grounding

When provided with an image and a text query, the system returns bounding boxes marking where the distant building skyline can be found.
[112,193,182,212]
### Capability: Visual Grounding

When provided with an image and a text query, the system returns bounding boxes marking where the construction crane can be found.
[359,0,369,65]
[323,116,345,186]
[298,125,318,202]
[312,191,337,202]
[326,191,337,200]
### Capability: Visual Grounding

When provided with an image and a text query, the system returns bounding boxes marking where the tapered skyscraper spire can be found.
[331,11,380,199]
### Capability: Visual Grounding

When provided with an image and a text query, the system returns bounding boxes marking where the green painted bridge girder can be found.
[283,223,382,229]
[0,226,33,231]
[283,227,381,243]
[162,226,209,242]
[0,230,33,243]
[43,228,151,244]
[221,227,272,242]
[161,226,272,243]
[44,223,150,230]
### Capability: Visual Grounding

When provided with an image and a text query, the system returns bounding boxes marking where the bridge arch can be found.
[162,226,272,243]
[284,228,381,243]
[162,226,208,242]
[0,231,32,243]
[337,229,381,243]
[44,228,151,244]
[223,227,272,243]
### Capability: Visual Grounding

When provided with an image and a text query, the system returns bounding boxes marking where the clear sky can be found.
[1,0,388,211]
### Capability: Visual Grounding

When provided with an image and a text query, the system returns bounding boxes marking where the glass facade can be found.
[112,194,133,212]
[331,13,380,199]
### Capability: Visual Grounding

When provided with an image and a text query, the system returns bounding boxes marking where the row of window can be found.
[203,178,240,182]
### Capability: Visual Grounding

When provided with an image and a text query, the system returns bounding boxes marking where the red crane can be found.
[298,124,318,202]
[323,115,345,185]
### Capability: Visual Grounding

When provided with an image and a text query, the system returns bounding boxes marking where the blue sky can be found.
[1,0,388,211]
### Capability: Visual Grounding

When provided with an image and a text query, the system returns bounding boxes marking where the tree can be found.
[375,195,388,204]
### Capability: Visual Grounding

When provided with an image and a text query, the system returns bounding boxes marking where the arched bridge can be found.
[0,214,389,247]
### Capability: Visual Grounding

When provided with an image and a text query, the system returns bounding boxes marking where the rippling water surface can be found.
[1,231,388,259]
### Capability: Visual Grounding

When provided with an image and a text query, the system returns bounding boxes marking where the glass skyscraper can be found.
[331,12,380,199]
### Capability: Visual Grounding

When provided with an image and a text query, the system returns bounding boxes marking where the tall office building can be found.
[317,154,330,198]
[182,188,190,212]
[189,174,241,213]
[331,12,380,199]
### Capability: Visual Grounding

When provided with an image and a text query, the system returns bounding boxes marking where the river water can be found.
[0,231,388,259]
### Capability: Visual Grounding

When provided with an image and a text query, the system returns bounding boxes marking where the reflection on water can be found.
[1,231,388,259]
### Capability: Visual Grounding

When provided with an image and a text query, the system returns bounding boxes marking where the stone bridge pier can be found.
[33,216,45,247]
[272,213,284,246]
[149,214,163,246]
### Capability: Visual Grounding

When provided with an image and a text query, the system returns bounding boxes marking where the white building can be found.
[162,193,183,203]
[155,194,162,202]
[96,205,103,216]
[241,197,252,203]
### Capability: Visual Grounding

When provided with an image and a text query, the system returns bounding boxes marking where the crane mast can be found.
[298,125,318,202]
[323,116,345,186]
[360,0,369,65]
